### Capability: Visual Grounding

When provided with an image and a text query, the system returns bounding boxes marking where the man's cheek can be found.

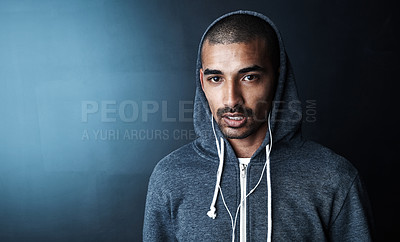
[207,102,216,117]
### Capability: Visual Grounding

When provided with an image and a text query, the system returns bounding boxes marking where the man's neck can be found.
[228,123,269,158]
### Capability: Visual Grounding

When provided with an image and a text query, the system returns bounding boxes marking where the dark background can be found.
[0,0,398,241]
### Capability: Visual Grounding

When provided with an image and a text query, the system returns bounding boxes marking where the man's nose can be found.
[223,79,243,108]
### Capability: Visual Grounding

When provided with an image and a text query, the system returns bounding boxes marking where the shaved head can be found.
[202,14,280,72]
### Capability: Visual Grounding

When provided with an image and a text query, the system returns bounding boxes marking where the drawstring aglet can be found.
[207,207,217,219]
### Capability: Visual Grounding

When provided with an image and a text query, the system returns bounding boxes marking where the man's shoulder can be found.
[297,140,359,183]
[302,140,355,167]
[157,141,197,165]
[276,139,359,185]
[147,140,211,193]
[150,141,198,179]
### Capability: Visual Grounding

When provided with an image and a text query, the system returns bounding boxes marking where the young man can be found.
[143,11,373,241]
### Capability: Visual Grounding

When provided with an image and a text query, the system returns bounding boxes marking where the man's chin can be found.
[221,127,252,139]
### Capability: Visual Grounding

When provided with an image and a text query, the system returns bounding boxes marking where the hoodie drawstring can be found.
[207,113,273,242]
[207,114,225,219]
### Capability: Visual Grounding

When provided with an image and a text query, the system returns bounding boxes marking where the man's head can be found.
[202,14,280,72]
[200,14,279,140]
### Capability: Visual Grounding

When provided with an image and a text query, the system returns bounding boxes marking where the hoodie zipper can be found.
[240,163,247,242]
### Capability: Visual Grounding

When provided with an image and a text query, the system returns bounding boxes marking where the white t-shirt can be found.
[238,158,251,165]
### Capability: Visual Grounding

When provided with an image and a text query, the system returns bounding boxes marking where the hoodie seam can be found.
[328,172,359,229]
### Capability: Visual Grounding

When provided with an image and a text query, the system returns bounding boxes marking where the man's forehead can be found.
[201,39,270,69]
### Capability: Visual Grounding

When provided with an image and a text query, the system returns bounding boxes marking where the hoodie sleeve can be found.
[329,174,374,241]
[143,165,176,242]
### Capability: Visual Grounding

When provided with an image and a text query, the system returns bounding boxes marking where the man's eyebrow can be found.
[238,65,265,74]
[203,69,223,75]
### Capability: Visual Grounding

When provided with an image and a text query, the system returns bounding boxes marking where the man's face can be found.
[200,38,276,140]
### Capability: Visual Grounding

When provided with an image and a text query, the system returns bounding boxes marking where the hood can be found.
[193,10,302,163]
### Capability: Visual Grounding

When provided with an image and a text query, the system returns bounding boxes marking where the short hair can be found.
[203,14,280,72]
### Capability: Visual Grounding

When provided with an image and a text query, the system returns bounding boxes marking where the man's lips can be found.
[222,113,247,128]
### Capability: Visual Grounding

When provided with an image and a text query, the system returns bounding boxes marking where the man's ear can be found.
[199,68,205,91]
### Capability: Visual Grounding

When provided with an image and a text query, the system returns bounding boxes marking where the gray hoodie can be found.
[143,10,373,241]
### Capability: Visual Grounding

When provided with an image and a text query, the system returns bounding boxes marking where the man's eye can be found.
[208,76,222,83]
[243,75,257,81]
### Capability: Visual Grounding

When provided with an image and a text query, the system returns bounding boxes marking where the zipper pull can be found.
[240,164,247,178]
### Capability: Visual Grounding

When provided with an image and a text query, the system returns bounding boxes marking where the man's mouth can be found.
[222,114,247,128]
[227,116,243,120]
